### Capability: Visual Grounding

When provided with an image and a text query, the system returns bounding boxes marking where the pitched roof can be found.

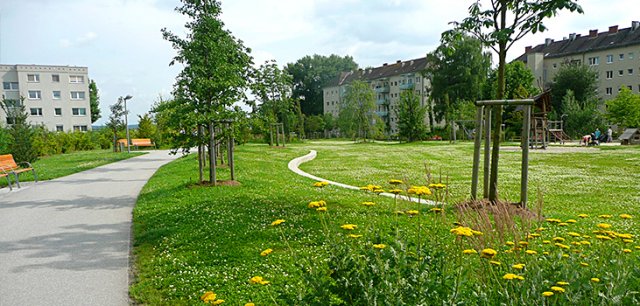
[619,128,639,140]
[325,57,428,87]
[515,23,640,63]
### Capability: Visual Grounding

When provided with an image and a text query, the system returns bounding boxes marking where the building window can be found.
[619,70,624,76]
[630,52,635,59]
[607,55,613,63]
[53,91,61,99]
[629,69,634,75]
[54,108,62,116]
[628,85,633,90]
[619,54,625,60]
[28,90,41,99]
[52,74,60,82]
[73,125,88,132]
[69,75,85,83]
[2,82,19,90]
[606,71,613,79]
[30,108,43,116]
[27,74,40,82]
[588,57,599,65]
[606,87,613,95]
[70,91,86,100]
[72,108,87,116]
[56,125,64,132]
[552,63,557,69]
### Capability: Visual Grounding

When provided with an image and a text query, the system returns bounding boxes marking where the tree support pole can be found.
[483,107,492,198]
[471,105,484,200]
[520,105,532,207]
[209,122,217,186]
[198,125,204,183]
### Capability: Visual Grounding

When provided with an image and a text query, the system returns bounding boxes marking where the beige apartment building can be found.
[518,21,640,100]
[323,57,431,135]
[0,64,92,132]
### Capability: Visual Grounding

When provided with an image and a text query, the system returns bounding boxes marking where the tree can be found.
[286,54,358,116]
[89,79,101,124]
[163,0,252,184]
[562,90,606,138]
[550,63,598,114]
[395,90,427,142]
[137,113,157,139]
[1,97,37,163]
[606,87,640,128]
[105,98,126,152]
[304,114,324,137]
[427,32,491,122]
[455,0,582,202]
[337,80,378,141]
[250,60,294,144]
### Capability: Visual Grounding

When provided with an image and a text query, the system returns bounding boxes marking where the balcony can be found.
[399,83,414,90]
[376,98,389,105]
[375,110,388,117]
[375,85,390,93]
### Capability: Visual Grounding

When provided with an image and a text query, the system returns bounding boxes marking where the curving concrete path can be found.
[288,150,434,205]
[0,150,179,306]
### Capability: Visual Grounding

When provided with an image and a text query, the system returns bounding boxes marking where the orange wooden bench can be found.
[117,138,155,150]
[0,166,15,190]
[0,154,37,189]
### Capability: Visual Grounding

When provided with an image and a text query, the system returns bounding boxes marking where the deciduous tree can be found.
[338,80,378,141]
[395,90,427,142]
[550,63,598,114]
[606,87,640,128]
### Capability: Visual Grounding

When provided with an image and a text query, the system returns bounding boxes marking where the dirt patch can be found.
[188,180,241,188]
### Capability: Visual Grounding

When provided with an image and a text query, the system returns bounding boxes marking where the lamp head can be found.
[124,95,133,101]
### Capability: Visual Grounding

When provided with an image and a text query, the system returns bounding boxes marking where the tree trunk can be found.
[209,122,216,186]
[488,3,508,202]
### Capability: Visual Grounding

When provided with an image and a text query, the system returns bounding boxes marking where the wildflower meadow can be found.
[131,141,640,305]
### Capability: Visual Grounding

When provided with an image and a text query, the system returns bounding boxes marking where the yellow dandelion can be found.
[551,286,565,293]
[512,263,525,270]
[546,218,562,223]
[489,260,501,266]
[568,232,581,237]
[591,278,600,283]
[316,207,327,212]
[580,262,589,267]
[313,181,329,188]
[505,241,515,246]
[245,303,255,306]
[481,248,498,258]
[373,189,384,194]
[462,249,477,255]
[536,227,546,232]
[395,210,405,215]
[271,219,285,226]
[525,250,537,255]
[212,300,224,305]
[361,201,376,207]
[406,210,419,216]
[543,251,550,255]
[599,214,612,219]
[558,222,569,226]
[429,207,443,213]
[348,234,363,238]
[620,214,633,219]
[428,183,447,189]
[407,186,432,196]
[597,223,612,229]
[580,240,591,245]
[623,239,633,243]
[555,243,570,249]
[450,226,474,237]
[623,249,632,253]
[578,213,589,218]
[617,233,633,239]
[566,219,577,223]
[201,292,217,302]
[543,291,554,297]
[596,235,612,240]
[542,240,551,244]
[373,244,386,249]
[260,248,273,256]
[503,273,523,280]
[556,281,569,286]
[340,224,357,230]
[249,276,270,285]
[389,179,403,185]
[553,237,565,242]
[388,189,403,195]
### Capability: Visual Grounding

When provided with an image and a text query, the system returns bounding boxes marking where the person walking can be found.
[607,127,613,143]
[594,128,601,144]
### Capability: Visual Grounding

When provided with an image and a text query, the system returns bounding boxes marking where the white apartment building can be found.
[517,21,640,101]
[323,57,431,135]
[0,64,92,132]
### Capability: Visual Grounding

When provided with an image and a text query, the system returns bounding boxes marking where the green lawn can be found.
[131,141,640,305]
[1,150,144,187]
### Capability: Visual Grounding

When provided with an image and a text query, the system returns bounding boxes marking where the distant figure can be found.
[607,127,613,143]
[582,134,591,146]
[595,128,601,140]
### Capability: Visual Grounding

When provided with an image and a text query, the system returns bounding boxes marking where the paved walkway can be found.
[0,150,179,306]
[288,150,433,205]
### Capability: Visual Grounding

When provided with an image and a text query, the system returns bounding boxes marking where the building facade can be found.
[323,57,431,135]
[0,64,92,132]
[518,21,640,101]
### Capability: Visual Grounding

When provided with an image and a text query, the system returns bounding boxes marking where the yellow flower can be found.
[553,237,565,242]
[406,210,419,216]
[580,240,591,245]
[407,186,432,196]
[536,227,546,232]
[599,214,612,219]
[471,230,483,236]
[313,181,329,187]
[462,249,477,255]
[201,292,217,302]
[373,244,386,249]
[512,263,525,270]
[529,233,541,238]
[597,223,611,229]
[389,179,403,185]
[519,241,529,246]
[212,300,224,305]
[503,273,523,280]
[568,232,581,237]
[551,286,565,293]
[555,243,570,249]
[348,234,363,238]
[428,183,447,189]
[566,219,577,223]
[505,241,515,246]
[558,222,569,226]
[373,189,384,194]
[249,276,270,285]
[260,248,273,256]
[623,239,633,243]
[361,201,376,207]
[525,250,537,255]
[546,218,562,223]
[480,248,498,258]
[388,189,403,195]
[556,281,569,286]
[489,260,501,266]
[623,249,632,253]
[543,291,554,297]
[635,246,640,250]
[620,214,633,219]
[450,226,474,237]
[271,219,285,226]
[316,207,327,212]
[395,210,405,215]
[596,235,612,240]
[617,233,634,239]
[562,254,570,258]
[360,184,381,191]
[340,224,357,230]
[580,262,589,267]
[542,240,551,244]
[543,251,550,255]
[429,207,443,213]
[578,213,589,218]
[245,303,255,306]
[591,278,600,283]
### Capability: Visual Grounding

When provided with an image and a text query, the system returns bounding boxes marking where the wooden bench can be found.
[0,154,38,189]
[117,138,156,150]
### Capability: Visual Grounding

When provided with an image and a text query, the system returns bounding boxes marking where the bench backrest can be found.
[0,154,18,171]
[131,138,153,145]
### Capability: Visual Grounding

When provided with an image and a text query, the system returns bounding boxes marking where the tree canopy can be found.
[550,63,598,113]
[89,80,101,124]
[606,87,640,128]
[285,54,358,116]
[395,90,428,142]
[337,80,378,141]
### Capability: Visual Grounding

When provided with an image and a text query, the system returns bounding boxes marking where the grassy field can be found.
[131,141,640,305]
[1,150,144,187]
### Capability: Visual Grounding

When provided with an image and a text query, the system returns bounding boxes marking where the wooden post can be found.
[209,122,216,186]
[471,105,484,200]
[269,124,273,146]
[483,106,492,199]
[229,128,235,181]
[275,124,280,146]
[281,123,286,147]
[198,125,204,183]
[521,105,532,207]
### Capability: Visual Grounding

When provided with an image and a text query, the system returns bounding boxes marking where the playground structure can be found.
[528,90,570,149]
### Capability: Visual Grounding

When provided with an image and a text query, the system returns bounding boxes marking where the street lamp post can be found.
[123,95,133,153]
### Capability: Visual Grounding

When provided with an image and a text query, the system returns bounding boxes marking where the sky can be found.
[0,0,636,125]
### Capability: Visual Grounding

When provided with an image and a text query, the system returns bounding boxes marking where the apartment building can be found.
[517,21,640,100]
[323,57,431,135]
[0,64,92,132]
